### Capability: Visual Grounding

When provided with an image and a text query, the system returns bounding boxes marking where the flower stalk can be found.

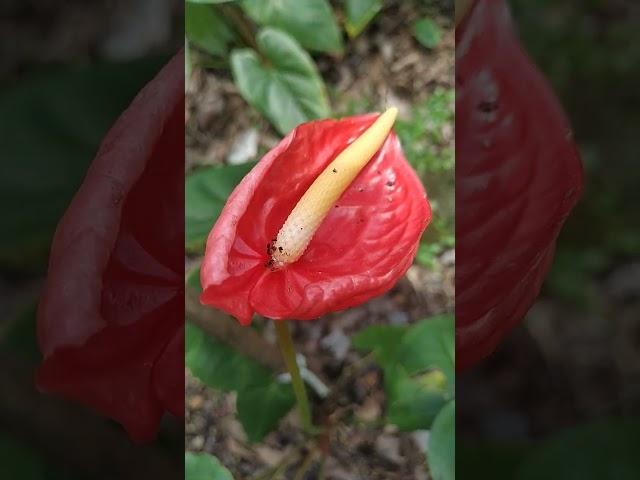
[274,320,314,434]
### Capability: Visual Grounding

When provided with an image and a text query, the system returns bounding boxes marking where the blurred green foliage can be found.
[0,435,79,480]
[459,418,640,480]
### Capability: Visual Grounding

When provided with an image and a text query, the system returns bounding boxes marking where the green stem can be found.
[274,320,314,434]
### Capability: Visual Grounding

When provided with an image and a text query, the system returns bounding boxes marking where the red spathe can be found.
[201,114,431,325]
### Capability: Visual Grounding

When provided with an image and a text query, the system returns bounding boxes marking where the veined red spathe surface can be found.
[201,113,431,325]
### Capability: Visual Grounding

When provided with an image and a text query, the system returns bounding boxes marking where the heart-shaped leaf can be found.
[344,0,382,38]
[241,0,343,54]
[231,28,330,135]
[185,452,234,480]
[236,382,298,443]
[185,163,254,253]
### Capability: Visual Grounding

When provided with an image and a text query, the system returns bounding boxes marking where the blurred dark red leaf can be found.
[36,52,184,442]
[456,0,583,370]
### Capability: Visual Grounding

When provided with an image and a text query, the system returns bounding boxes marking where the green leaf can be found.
[352,324,406,363]
[185,163,254,253]
[397,315,455,389]
[186,321,270,393]
[185,452,234,480]
[231,28,330,135]
[354,316,455,391]
[344,0,382,38]
[237,382,298,442]
[186,2,235,57]
[413,18,441,49]
[186,322,295,442]
[386,368,447,431]
[516,418,640,480]
[428,400,455,480]
[241,0,343,54]
[0,57,167,271]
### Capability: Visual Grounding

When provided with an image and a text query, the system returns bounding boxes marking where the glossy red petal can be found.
[456,0,583,369]
[36,52,184,441]
[201,114,430,323]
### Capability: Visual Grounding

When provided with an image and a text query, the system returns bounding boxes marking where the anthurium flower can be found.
[36,52,184,442]
[456,0,583,369]
[201,110,431,325]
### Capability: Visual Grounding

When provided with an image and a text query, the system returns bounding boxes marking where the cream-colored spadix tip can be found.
[269,107,398,267]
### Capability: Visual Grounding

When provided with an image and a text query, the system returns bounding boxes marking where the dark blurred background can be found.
[0,1,183,478]
[458,1,640,478]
